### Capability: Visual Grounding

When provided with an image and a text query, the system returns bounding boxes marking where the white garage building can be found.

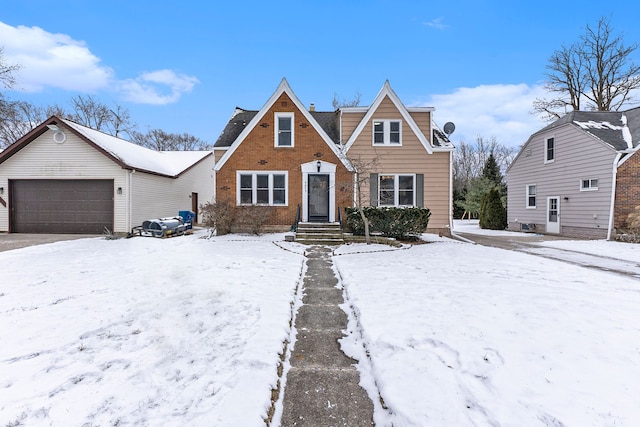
[0,116,214,234]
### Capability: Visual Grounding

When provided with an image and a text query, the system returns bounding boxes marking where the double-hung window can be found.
[545,137,555,163]
[526,184,536,208]
[373,120,401,145]
[238,171,288,205]
[275,113,294,147]
[379,174,415,206]
[580,178,598,191]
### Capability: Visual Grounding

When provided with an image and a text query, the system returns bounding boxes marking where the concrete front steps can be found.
[295,222,344,245]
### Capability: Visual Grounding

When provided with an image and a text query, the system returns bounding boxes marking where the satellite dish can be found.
[443,122,455,136]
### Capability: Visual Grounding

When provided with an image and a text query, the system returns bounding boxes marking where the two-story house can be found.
[213,78,454,235]
[507,108,640,239]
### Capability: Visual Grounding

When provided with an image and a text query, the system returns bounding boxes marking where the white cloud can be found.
[423,17,448,30]
[0,22,198,105]
[118,70,200,105]
[422,83,550,148]
[0,22,113,92]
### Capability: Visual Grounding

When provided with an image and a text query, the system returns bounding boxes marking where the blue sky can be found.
[2,0,640,147]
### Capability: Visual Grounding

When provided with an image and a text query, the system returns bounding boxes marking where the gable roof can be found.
[0,116,212,178]
[342,80,453,153]
[214,107,341,148]
[534,108,640,151]
[214,78,353,171]
[508,107,640,173]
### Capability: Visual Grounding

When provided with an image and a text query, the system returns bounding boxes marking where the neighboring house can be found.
[0,116,214,234]
[507,107,640,239]
[213,78,454,234]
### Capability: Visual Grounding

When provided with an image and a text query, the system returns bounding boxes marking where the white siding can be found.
[507,125,616,236]
[0,131,128,232]
[0,130,215,233]
[130,156,215,226]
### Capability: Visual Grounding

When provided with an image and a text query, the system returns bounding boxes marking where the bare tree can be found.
[332,91,362,110]
[66,95,136,138]
[344,154,380,244]
[453,136,516,193]
[0,47,20,91]
[131,129,210,151]
[534,16,640,119]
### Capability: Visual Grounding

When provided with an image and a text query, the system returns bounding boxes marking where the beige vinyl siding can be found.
[409,111,432,137]
[507,124,616,235]
[341,111,366,144]
[346,97,450,230]
[130,156,214,226]
[0,131,128,232]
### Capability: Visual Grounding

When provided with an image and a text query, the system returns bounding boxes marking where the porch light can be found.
[316,160,321,172]
[117,187,123,195]
[0,187,3,194]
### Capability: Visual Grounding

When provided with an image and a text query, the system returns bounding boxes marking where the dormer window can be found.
[373,120,401,145]
[275,112,294,147]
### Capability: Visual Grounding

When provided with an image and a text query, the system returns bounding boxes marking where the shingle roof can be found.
[214,107,341,148]
[537,108,640,151]
[214,108,258,148]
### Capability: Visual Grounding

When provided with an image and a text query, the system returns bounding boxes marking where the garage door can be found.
[10,180,114,234]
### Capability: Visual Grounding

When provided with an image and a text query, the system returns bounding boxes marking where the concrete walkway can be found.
[280,246,374,426]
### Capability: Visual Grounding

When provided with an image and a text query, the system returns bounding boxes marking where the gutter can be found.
[606,153,623,240]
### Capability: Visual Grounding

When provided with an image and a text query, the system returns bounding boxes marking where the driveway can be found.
[0,233,101,252]
[453,230,640,279]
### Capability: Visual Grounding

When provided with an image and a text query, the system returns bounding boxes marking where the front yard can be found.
[1,230,638,426]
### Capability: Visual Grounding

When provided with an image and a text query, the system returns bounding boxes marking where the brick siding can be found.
[216,93,352,226]
[614,151,640,229]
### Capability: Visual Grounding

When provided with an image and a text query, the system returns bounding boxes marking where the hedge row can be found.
[345,206,431,239]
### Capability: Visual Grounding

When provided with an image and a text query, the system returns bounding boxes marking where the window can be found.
[526,184,536,208]
[545,137,555,162]
[237,172,288,205]
[379,174,415,206]
[275,113,293,147]
[372,120,402,145]
[581,178,598,191]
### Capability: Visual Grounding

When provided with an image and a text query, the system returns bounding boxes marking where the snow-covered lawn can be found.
[2,229,639,426]
[335,236,640,426]
[0,232,305,426]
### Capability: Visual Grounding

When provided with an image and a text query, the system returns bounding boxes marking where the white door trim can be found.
[301,160,336,222]
[546,196,560,234]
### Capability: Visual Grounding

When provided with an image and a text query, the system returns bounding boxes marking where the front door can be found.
[308,174,329,222]
[546,196,560,233]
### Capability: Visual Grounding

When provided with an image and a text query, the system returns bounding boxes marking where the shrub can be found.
[200,201,236,235]
[479,189,507,230]
[345,206,431,240]
[235,205,275,235]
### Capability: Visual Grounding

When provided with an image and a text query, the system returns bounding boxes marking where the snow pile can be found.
[0,232,304,426]
[335,240,640,425]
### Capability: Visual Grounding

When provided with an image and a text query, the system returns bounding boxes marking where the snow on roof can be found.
[61,119,210,177]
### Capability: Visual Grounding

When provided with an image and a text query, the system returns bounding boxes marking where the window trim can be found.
[378,173,416,207]
[237,171,288,206]
[580,178,599,191]
[526,184,537,209]
[544,136,555,163]
[275,112,294,147]
[372,119,402,146]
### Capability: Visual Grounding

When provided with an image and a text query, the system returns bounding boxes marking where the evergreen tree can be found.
[479,189,507,230]
[482,153,503,187]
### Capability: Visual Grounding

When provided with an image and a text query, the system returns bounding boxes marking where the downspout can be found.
[128,169,135,231]
[448,150,453,234]
[606,153,623,240]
